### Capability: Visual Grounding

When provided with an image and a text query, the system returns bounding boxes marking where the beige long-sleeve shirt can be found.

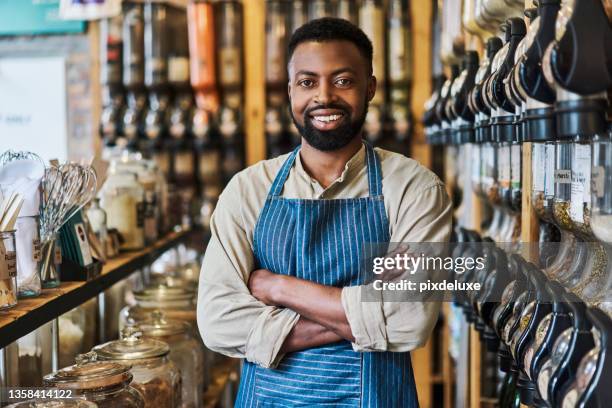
[197,144,452,368]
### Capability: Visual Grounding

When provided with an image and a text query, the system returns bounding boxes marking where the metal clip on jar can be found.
[92,326,180,408]
[43,351,144,408]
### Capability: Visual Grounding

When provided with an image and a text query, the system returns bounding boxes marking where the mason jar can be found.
[138,311,207,405]
[92,326,181,408]
[0,230,18,309]
[43,352,144,408]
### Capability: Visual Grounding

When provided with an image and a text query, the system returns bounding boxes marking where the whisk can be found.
[39,163,97,287]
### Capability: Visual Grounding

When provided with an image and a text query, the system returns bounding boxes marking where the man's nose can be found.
[313,81,336,105]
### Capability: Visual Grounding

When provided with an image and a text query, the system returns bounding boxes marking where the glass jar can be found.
[0,230,18,309]
[92,327,180,408]
[510,137,522,212]
[524,313,553,379]
[14,216,41,297]
[44,352,144,408]
[15,322,53,387]
[59,300,98,369]
[119,286,197,332]
[138,311,206,406]
[99,171,145,251]
[592,129,612,243]
[560,341,600,408]
[40,233,60,289]
[5,400,98,408]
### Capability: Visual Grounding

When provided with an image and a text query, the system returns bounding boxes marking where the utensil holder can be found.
[40,233,61,289]
[0,230,17,309]
[15,216,41,298]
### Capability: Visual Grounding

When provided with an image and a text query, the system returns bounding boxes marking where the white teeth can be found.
[313,114,342,123]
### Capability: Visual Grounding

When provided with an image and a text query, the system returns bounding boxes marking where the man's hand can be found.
[248,269,285,306]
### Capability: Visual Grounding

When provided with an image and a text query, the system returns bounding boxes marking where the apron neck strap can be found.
[268,142,383,198]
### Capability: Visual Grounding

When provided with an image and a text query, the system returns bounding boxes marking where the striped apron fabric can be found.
[235,143,419,407]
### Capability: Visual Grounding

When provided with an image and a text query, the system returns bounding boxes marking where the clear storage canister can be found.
[0,230,18,309]
[139,311,206,406]
[99,171,145,251]
[119,285,197,331]
[43,352,144,408]
[92,326,181,408]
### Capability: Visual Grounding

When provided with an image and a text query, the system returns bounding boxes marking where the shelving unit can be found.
[0,229,198,349]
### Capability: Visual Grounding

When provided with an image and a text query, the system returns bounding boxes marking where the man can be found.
[197,18,452,407]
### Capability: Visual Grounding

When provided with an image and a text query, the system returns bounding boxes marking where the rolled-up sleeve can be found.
[341,183,452,352]
[197,176,300,368]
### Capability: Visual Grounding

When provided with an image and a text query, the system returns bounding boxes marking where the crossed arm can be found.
[248,269,352,353]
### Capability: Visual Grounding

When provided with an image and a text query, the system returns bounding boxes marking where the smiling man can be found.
[197,18,452,407]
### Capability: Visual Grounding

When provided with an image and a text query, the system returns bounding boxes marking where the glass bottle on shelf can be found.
[359,0,386,145]
[100,15,125,147]
[469,37,503,201]
[0,230,17,309]
[121,2,146,150]
[588,123,612,313]
[99,170,145,251]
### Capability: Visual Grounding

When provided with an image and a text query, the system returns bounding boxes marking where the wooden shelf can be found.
[203,357,240,408]
[0,229,198,349]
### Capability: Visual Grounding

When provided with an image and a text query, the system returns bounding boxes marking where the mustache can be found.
[304,103,351,117]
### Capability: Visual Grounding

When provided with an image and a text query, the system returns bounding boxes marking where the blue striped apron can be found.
[236,143,419,407]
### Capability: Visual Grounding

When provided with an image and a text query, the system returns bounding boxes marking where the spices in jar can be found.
[93,326,181,408]
[138,311,206,406]
[44,351,144,408]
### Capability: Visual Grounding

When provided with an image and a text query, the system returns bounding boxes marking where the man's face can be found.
[288,40,376,151]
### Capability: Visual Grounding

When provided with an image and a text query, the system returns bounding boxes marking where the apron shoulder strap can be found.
[268,146,301,197]
[365,142,383,197]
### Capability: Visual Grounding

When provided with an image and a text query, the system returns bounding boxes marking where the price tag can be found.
[32,238,41,262]
[533,144,546,191]
[554,169,572,184]
[54,245,62,265]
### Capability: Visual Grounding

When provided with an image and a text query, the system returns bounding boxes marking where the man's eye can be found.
[299,79,315,88]
[335,78,353,87]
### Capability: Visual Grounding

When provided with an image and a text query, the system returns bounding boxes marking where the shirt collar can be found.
[294,143,366,193]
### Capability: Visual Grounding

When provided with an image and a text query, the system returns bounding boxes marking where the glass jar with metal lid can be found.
[92,326,180,408]
[138,311,207,406]
[5,400,98,408]
[43,352,144,408]
[119,285,197,332]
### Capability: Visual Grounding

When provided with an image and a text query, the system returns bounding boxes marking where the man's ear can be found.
[367,75,377,102]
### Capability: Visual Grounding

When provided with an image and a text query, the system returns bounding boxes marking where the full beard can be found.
[290,100,369,152]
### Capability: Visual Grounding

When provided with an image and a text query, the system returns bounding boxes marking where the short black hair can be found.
[288,17,373,74]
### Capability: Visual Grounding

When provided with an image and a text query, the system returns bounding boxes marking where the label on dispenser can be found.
[533,144,546,191]
[168,56,189,83]
[498,145,510,188]
[471,146,481,185]
[511,144,521,188]
[554,169,572,184]
[32,238,41,262]
[592,166,605,198]
[220,47,242,87]
[388,25,409,83]
[545,144,556,194]
[570,144,591,223]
